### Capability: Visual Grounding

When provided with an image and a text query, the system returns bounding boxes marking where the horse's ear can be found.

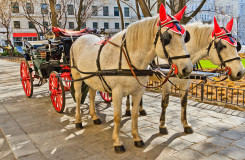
[174,6,187,21]
[159,3,167,22]
[226,18,234,32]
[213,17,222,35]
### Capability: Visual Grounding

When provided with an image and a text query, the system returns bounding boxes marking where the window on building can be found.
[67,4,74,15]
[114,7,119,16]
[14,21,20,28]
[56,4,61,11]
[69,22,74,29]
[103,6,109,16]
[13,37,22,47]
[43,21,48,28]
[125,23,129,28]
[12,2,19,13]
[28,21,35,28]
[82,23,86,29]
[115,23,119,29]
[104,22,109,29]
[93,22,98,29]
[124,7,129,17]
[92,6,98,16]
[26,2,34,14]
[41,3,48,14]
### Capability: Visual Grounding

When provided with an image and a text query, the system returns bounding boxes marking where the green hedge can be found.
[199,59,245,68]
[0,48,23,57]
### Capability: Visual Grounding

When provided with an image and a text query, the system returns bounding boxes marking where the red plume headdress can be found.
[212,17,237,46]
[158,4,187,35]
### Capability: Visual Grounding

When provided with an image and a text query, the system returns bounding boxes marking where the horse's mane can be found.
[185,22,214,51]
[113,16,159,51]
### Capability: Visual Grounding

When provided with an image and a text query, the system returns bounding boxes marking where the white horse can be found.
[126,17,244,134]
[71,4,192,153]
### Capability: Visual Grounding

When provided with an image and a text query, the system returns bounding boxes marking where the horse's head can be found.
[208,17,244,81]
[154,4,192,78]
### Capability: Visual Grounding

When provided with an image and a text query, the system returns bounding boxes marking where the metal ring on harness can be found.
[225,67,232,75]
[171,63,178,75]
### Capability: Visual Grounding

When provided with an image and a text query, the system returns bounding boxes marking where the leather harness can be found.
[71,19,192,93]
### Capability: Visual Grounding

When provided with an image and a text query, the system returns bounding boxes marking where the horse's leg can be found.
[180,80,193,134]
[125,95,131,116]
[131,92,144,147]
[72,70,83,129]
[112,88,125,153]
[139,98,147,116]
[159,82,171,134]
[89,88,101,125]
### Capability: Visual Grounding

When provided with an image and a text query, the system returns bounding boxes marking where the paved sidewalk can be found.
[0,59,245,160]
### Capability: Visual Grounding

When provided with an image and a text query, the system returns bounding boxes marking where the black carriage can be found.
[20,28,112,113]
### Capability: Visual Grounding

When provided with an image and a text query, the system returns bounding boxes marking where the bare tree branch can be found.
[120,0,137,14]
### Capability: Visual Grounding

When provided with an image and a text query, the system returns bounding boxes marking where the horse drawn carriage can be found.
[19,4,244,153]
[20,27,111,113]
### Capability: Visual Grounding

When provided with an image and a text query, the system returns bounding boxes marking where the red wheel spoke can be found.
[49,72,65,113]
[20,61,33,98]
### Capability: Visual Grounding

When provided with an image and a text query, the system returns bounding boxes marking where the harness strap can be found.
[119,33,126,70]
[154,20,190,65]
[98,76,112,93]
[222,57,241,66]
[170,55,190,60]
[97,41,106,71]
[207,38,240,69]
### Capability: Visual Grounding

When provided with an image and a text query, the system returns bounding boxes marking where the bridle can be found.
[153,16,190,74]
[207,28,241,75]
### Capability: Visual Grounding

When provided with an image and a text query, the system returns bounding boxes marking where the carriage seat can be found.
[52,27,96,37]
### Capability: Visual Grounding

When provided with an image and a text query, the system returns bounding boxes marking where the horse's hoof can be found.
[139,110,147,116]
[134,140,145,148]
[159,127,168,135]
[75,123,83,129]
[114,145,126,153]
[184,126,194,134]
[93,119,102,125]
[125,110,131,117]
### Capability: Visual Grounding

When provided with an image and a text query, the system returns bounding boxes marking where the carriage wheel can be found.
[49,71,65,113]
[62,75,72,91]
[20,61,33,98]
[100,92,112,103]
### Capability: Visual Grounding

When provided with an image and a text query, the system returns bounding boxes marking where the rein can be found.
[107,37,174,89]
[69,18,193,92]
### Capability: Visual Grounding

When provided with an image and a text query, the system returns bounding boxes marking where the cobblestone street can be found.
[1,59,245,160]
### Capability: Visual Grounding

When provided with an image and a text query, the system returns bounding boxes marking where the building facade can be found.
[0,0,140,48]
[215,0,245,45]
[186,0,215,23]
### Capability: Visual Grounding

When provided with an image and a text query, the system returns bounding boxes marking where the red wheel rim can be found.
[49,73,64,112]
[100,92,112,103]
[63,75,72,91]
[20,61,32,97]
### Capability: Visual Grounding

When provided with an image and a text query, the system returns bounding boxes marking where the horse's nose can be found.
[182,67,192,77]
[236,70,244,80]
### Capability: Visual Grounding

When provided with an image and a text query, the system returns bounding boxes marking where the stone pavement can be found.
[0,59,245,160]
